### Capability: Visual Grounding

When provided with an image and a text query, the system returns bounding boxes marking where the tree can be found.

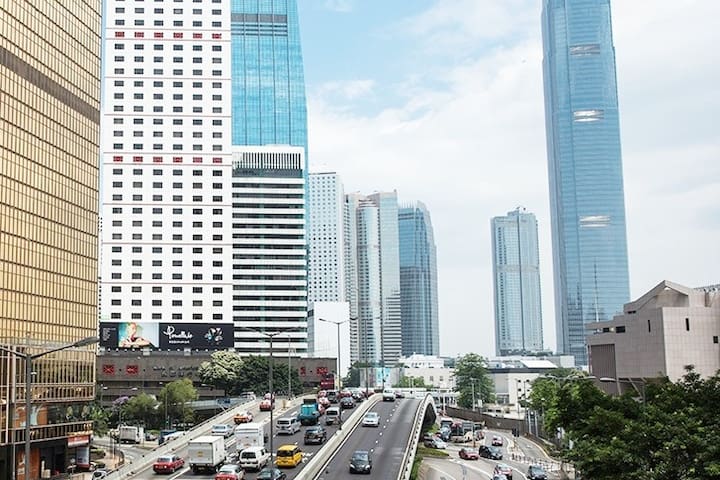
[198,350,244,395]
[394,375,430,389]
[453,353,494,409]
[159,378,198,428]
[121,393,159,427]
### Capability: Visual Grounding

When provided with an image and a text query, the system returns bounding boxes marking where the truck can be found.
[118,426,144,444]
[298,398,321,426]
[188,435,226,474]
[234,422,266,452]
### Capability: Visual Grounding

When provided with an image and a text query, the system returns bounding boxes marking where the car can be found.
[362,411,380,427]
[458,448,479,460]
[527,465,548,480]
[394,390,405,399]
[318,397,331,408]
[382,389,396,401]
[326,390,338,403]
[349,450,372,474]
[423,437,447,449]
[256,467,287,480]
[478,445,503,460]
[211,424,234,438]
[91,470,109,479]
[351,390,365,402]
[494,463,513,480]
[303,425,327,445]
[438,426,451,441]
[340,396,355,409]
[153,455,184,474]
[215,464,244,480]
[492,475,508,480]
[259,399,274,411]
[339,389,353,399]
[145,431,158,441]
[234,411,254,424]
[491,435,504,446]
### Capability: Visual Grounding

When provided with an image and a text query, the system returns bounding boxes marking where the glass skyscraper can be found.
[398,203,440,356]
[230,0,308,151]
[542,0,630,364]
[492,209,543,356]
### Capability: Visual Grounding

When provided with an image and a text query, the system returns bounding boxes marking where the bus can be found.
[320,373,335,390]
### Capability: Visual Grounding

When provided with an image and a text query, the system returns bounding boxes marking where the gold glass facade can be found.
[0,0,101,477]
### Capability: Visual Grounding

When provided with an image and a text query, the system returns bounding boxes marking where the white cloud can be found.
[306,0,720,358]
[322,0,355,13]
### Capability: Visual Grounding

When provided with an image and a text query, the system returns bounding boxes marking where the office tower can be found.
[542,0,630,364]
[231,146,307,356]
[345,192,402,370]
[308,173,346,302]
[398,203,440,356]
[100,2,234,344]
[0,2,101,478]
[230,0,308,152]
[492,208,544,356]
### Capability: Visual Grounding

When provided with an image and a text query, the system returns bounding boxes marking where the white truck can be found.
[188,435,226,474]
[118,426,144,444]
[234,422,266,452]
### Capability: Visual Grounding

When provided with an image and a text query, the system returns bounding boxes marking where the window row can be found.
[109,220,224,227]
[111,68,223,76]
[109,272,224,280]
[114,44,223,52]
[114,19,222,27]
[112,117,223,125]
[109,285,224,293]
[112,80,223,87]
[109,299,225,306]
[110,144,224,151]
[112,105,223,112]
[112,56,222,65]
[109,312,225,320]
[109,194,224,202]
[111,169,224,176]
[115,7,220,14]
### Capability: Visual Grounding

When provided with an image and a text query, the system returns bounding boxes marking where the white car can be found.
[362,412,380,427]
[211,424,234,438]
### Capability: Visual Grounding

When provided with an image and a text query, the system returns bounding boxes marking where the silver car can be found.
[362,412,380,427]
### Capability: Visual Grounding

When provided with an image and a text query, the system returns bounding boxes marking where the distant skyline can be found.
[298,1,719,358]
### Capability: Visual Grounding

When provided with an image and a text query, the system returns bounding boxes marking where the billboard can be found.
[100,322,234,350]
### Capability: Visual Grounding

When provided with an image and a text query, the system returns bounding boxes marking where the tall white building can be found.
[345,192,402,368]
[231,146,308,356]
[100,0,234,338]
[308,172,346,302]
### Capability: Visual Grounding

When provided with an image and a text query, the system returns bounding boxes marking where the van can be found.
[275,444,302,468]
[239,446,270,471]
[325,407,341,426]
[276,416,300,435]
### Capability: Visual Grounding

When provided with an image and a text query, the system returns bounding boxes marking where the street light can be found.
[240,326,300,459]
[317,318,348,391]
[599,377,647,404]
[0,335,99,480]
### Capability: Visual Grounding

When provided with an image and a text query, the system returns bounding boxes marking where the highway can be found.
[124,398,353,479]
[314,397,421,480]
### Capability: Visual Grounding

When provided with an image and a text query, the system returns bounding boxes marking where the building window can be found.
[686,318,690,331]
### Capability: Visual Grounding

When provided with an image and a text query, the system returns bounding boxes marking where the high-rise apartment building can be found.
[100,2,234,343]
[230,0,308,152]
[0,2,101,477]
[231,146,307,356]
[398,203,439,356]
[492,208,544,356]
[308,173,345,302]
[345,192,402,369]
[542,0,630,364]
[100,0,310,357]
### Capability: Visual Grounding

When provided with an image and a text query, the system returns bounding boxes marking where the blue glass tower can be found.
[231,0,308,150]
[542,0,630,364]
[398,203,439,356]
[491,208,543,356]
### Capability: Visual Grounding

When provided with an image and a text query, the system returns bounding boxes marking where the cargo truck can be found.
[298,398,321,425]
[188,435,226,474]
[118,426,144,444]
[234,422,266,452]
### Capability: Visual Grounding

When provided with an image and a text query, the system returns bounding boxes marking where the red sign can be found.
[68,435,90,448]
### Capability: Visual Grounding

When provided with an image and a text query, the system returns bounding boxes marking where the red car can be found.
[215,464,244,480]
[494,463,513,480]
[259,399,274,411]
[153,455,184,474]
[458,448,479,460]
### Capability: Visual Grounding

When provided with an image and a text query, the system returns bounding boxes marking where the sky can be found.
[297,0,720,358]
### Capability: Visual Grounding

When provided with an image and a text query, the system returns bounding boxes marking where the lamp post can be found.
[0,335,99,480]
[317,318,348,391]
[240,326,299,459]
[599,377,647,405]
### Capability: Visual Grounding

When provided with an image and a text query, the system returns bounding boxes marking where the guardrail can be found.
[295,395,382,480]
[397,394,435,480]
[104,396,259,479]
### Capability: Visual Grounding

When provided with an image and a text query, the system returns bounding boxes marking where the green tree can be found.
[394,375,429,389]
[198,350,244,395]
[453,353,494,408]
[159,378,198,428]
[121,393,159,427]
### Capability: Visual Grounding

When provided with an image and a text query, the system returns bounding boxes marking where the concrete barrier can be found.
[397,394,435,480]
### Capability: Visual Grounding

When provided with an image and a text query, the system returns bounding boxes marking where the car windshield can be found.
[213,425,227,431]
[219,465,238,472]
[365,413,378,419]
[530,466,545,473]
[352,451,369,461]
[157,456,173,463]
[257,469,275,479]
[489,447,501,453]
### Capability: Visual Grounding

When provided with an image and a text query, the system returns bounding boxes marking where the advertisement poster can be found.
[100,322,233,350]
